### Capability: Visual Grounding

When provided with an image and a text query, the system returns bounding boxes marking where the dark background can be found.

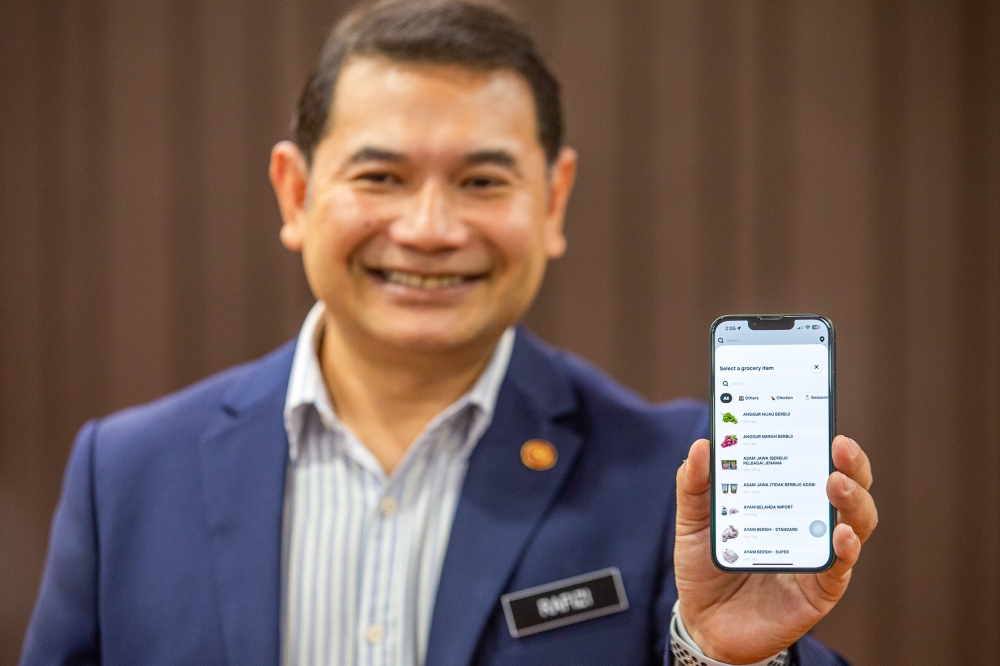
[1,1,998,664]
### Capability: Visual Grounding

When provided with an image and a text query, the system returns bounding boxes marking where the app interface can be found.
[713,319,832,569]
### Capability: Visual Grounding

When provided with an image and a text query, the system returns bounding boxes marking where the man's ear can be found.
[269,141,309,252]
[543,146,577,259]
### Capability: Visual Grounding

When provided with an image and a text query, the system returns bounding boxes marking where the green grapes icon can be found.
[722,411,738,424]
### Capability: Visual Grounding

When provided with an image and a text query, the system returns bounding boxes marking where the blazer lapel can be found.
[197,344,295,666]
[425,329,582,666]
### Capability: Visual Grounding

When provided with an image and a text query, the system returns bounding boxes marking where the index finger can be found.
[831,435,873,491]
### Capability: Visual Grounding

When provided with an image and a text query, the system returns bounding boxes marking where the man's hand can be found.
[674,435,877,664]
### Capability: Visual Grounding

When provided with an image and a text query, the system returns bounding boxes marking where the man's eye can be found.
[356,172,401,185]
[463,176,506,189]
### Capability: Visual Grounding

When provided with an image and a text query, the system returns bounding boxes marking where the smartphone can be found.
[710,315,835,573]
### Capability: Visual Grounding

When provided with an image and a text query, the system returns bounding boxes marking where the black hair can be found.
[294,0,562,164]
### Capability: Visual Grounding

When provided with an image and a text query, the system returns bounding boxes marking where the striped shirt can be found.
[281,302,516,666]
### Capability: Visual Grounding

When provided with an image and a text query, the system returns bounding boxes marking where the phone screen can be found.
[710,315,835,572]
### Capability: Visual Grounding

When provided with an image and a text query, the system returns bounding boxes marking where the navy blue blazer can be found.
[22,328,847,665]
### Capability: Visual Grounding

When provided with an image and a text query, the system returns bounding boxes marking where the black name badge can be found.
[500,567,629,638]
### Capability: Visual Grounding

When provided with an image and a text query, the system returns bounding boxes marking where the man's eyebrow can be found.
[463,150,518,170]
[348,146,407,164]
[346,147,519,172]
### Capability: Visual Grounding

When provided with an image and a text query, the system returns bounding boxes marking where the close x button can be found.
[500,567,629,638]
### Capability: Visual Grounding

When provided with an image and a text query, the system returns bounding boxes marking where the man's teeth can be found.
[383,270,468,289]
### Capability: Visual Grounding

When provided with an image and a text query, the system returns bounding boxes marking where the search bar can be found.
[716,376,827,390]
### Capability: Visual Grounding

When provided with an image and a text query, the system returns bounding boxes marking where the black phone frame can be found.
[709,314,837,574]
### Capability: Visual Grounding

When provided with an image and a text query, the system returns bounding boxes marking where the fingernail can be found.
[849,528,857,541]
[848,438,860,456]
[843,476,856,492]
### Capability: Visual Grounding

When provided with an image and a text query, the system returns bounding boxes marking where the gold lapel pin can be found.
[520,439,558,471]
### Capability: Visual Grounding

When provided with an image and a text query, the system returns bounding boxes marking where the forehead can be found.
[322,56,541,158]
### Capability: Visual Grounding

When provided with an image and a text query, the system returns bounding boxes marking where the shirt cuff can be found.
[669,600,789,666]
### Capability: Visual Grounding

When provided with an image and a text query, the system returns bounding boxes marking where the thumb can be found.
[675,438,712,533]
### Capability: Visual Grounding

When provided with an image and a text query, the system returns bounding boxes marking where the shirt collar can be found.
[283,301,515,462]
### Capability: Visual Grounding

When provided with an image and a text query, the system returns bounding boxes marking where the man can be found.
[22,1,877,664]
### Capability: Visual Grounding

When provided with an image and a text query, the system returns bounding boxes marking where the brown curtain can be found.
[1,1,997,663]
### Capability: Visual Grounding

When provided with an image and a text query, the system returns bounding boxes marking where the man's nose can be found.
[388,179,470,251]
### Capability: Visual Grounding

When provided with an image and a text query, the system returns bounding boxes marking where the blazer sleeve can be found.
[661,635,851,666]
[789,634,852,666]
[20,421,102,666]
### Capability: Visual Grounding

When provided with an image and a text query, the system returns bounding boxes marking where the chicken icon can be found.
[721,524,739,542]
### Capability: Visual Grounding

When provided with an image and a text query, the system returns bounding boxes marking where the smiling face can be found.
[271,56,576,357]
